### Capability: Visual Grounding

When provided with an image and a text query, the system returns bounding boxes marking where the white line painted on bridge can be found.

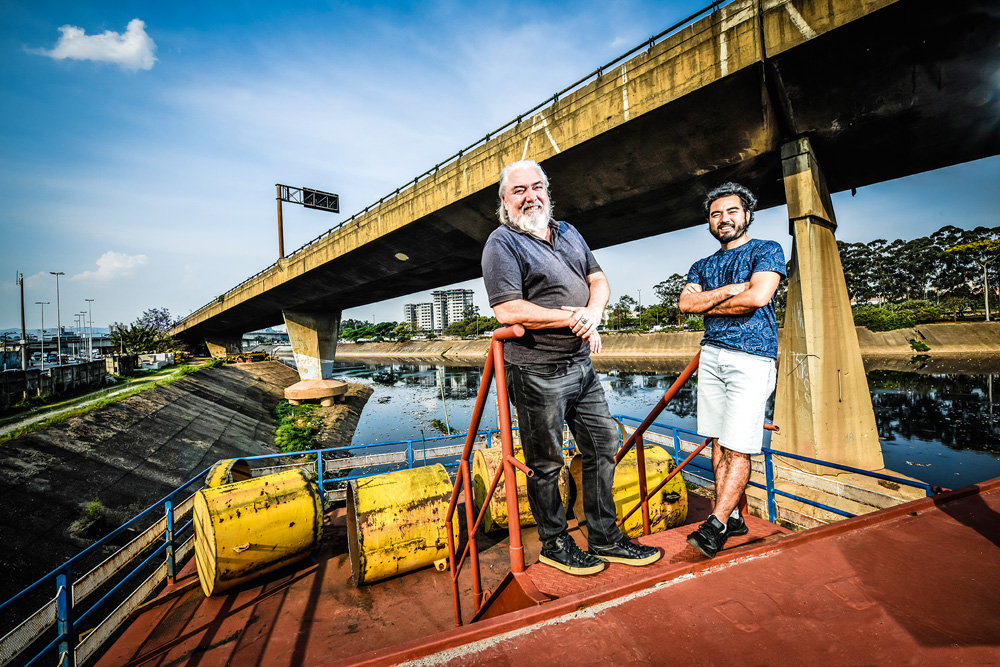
[521,113,561,160]
[621,64,630,121]
[785,2,818,40]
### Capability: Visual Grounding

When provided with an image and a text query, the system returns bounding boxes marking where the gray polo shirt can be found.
[482,220,600,365]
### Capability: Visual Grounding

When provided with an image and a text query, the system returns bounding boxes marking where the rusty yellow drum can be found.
[193,469,323,597]
[204,458,252,487]
[347,464,459,585]
[571,445,687,539]
[471,446,570,532]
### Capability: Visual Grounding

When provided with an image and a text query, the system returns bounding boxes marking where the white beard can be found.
[508,203,551,235]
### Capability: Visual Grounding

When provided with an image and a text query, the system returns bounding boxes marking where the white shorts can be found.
[697,344,777,455]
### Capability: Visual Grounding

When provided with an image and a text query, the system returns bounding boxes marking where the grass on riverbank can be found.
[0,361,210,444]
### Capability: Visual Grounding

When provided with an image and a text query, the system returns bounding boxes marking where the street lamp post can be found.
[50,271,64,365]
[16,272,27,371]
[638,289,642,330]
[85,299,94,360]
[36,301,49,371]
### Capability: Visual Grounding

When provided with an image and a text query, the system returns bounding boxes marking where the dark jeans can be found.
[506,358,623,550]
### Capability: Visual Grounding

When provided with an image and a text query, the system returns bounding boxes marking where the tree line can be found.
[605,224,999,333]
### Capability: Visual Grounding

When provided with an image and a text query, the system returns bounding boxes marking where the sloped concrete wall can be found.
[335,323,1000,362]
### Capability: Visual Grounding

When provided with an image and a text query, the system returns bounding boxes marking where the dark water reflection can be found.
[332,357,1000,489]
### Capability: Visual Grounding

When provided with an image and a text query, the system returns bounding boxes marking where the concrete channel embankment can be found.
[335,322,1000,362]
[0,361,367,603]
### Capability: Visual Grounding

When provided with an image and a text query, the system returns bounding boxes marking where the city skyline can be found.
[2,2,998,333]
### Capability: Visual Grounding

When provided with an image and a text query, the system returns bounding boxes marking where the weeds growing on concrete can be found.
[82,499,103,522]
[273,400,322,453]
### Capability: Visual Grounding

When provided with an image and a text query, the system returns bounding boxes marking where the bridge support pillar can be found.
[772,137,884,472]
[205,337,241,360]
[282,310,347,405]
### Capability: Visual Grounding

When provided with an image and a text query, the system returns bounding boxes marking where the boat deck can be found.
[97,479,1000,666]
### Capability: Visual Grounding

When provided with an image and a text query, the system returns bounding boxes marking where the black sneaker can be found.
[686,515,727,559]
[726,513,749,539]
[588,537,661,566]
[539,533,605,575]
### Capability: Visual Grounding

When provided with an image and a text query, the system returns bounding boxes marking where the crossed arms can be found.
[492,271,608,353]
[678,271,781,316]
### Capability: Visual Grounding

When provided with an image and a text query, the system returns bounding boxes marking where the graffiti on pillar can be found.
[788,352,819,406]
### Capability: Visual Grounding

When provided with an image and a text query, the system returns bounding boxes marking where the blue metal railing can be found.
[614,415,936,523]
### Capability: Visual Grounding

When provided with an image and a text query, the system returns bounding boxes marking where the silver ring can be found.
[580,316,588,324]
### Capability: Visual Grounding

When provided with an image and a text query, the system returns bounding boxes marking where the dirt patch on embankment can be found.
[336,322,1000,362]
[0,361,369,602]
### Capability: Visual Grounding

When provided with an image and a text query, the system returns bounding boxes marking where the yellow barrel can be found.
[570,445,688,539]
[471,447,570,533]
[204,458,252,487]
[347,464,459,585]
[193,469,323,597]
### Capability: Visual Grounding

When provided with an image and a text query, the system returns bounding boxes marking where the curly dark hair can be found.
[702,182,757,224]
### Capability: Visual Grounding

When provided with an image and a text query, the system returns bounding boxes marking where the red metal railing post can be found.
[446,325,523,626]
[492,338,527,574]
[445,343,497,625]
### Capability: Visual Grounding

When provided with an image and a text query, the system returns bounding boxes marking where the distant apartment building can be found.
[432,289,475,331]
[403,302,434,332]
[405,289,475,333]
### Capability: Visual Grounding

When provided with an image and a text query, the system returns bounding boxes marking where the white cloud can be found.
[34,19,157,71]
[72,251,148,281]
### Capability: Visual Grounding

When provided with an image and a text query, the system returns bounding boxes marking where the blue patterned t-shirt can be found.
[686,238,786,359]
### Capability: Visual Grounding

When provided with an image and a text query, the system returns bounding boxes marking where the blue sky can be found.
[2,1,998,332]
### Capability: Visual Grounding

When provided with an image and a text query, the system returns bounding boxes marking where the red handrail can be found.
[445,325,525,627]
[446,344,774,625]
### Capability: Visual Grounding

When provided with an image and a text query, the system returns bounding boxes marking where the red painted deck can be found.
[98,480,1000,667]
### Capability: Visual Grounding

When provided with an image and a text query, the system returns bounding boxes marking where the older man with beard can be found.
[679,182,785,559]
[481,160,660,575]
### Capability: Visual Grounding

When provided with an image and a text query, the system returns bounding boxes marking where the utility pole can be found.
[85,299,94,360]
[50,271,64,366]
[17,272,26,371]
[36,301,49,371]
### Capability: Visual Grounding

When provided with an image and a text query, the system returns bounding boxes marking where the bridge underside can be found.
[176,0,998,343]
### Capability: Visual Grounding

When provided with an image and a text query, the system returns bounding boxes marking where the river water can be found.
[324,356,1000,490]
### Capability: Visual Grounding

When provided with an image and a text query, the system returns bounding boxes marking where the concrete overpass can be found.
[171,0,998,471]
